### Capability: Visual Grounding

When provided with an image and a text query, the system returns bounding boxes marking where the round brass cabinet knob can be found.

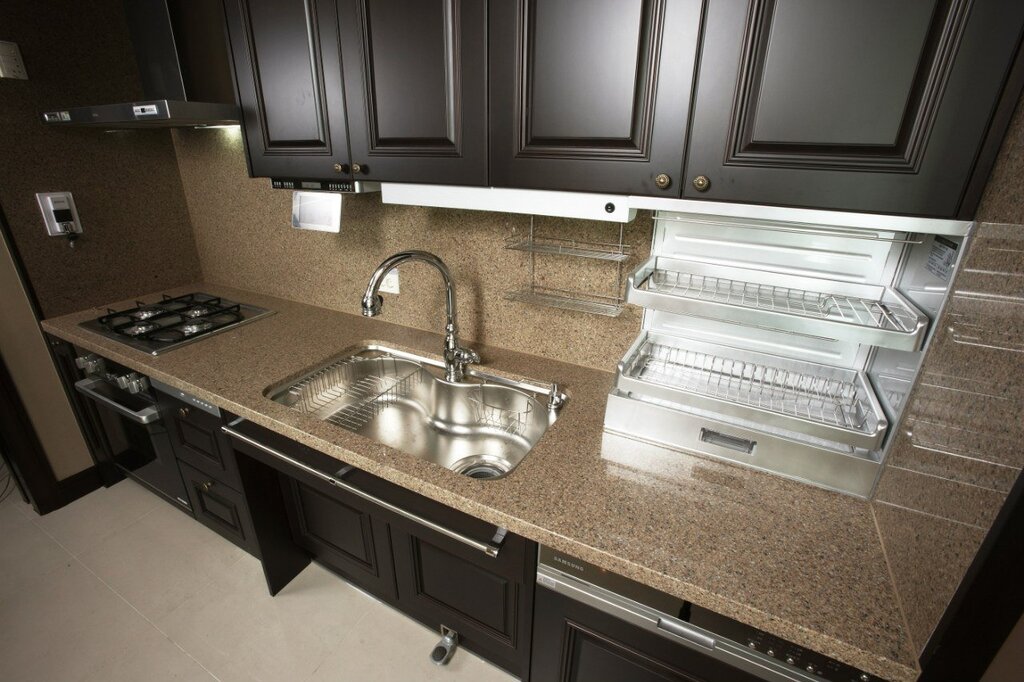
[333,163,349,173]
[654,173,672,190]
[351,163,362,174]
[201,481,214,492]
[692,175,711,192]
[178,407,190,420]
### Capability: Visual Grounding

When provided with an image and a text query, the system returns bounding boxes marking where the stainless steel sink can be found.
[267,345,567,479]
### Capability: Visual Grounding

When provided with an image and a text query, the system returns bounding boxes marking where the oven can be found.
[73,355,190,510]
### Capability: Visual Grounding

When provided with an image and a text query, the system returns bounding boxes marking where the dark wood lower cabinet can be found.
[179,460,260,557]
[531,587,764,682]
[279,474,397,601]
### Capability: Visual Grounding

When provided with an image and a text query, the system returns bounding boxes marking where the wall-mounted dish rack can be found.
[604,210,971,497]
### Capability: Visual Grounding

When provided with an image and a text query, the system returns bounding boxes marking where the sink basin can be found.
[266,345,567,479]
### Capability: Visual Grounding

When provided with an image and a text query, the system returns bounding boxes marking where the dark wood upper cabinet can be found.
[683,0,1024,216]
[336,0,488,184]
[489,0,703,195]
[223,0,352,178]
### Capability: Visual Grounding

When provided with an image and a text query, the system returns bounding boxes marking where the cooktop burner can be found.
[80,292,273,355]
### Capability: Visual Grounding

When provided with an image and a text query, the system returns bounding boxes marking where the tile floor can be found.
[0,479,515,682]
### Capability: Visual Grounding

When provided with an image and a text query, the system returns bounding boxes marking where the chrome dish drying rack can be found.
[605,210,969,498]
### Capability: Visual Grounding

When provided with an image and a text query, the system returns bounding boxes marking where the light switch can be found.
[36,192,83,237]
[0,41,28,80]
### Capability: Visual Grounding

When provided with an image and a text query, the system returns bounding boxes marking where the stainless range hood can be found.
[42,0,239,129]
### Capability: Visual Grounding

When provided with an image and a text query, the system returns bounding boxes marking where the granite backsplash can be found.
[170,128,650,371]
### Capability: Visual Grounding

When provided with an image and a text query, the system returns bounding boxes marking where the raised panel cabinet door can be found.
[179,461,260,557]
[531,587,766,682]
[223,0,352,178]
[684,0,1024,217]
[279,475,397,601]
[390,523,535,676]
[489,0,702,195]
[334,0,488,184]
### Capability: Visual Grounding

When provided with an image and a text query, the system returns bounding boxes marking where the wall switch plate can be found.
[380,270,400,294]
[0,41,28,80]
[36,192,83,236]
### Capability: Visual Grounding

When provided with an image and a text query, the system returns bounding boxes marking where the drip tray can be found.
[615,332,888,451]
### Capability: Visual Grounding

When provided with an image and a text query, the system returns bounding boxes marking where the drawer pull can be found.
[222,424,505,558]
[699,428,756,454]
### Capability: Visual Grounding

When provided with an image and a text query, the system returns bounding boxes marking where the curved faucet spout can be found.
[361,251,478,382]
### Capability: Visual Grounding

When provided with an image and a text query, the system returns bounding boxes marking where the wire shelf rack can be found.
[505,235,632,262]
[506,286,625,317]
[642,269,920,332]
[627,339,876,433]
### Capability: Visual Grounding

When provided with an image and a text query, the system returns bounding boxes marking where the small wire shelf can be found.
[506,285,625,317]
[642,269,920,333]
[630,340,874,432]
[470,384,534,435]
[505,235,632,262]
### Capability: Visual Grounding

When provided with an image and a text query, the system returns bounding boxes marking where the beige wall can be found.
[0,0,201,318]
[171,128,651,371]
[0,231,92,479]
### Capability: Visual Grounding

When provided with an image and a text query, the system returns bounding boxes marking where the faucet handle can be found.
[454,347,480,366]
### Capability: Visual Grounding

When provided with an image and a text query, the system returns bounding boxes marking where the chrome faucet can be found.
[361,251,480,382]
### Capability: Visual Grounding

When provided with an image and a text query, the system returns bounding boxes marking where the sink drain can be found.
[451,455,511,480]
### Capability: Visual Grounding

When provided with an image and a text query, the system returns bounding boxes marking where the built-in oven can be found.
[73,353,190,510]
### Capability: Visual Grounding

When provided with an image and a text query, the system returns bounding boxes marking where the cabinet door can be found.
[489,0,702,195]
[163,396,242,491]
[684,0,1024,217]
[223,0,352,178]
[279,475,397,601]
[336,0,488,184]
[531,586,764,682]
[389,517,535,676]
[179,461,260,557]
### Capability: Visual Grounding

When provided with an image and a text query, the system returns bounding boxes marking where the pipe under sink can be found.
[265,344,567,479]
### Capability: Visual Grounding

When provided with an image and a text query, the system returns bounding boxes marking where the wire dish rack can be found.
[616,333,887,449]
[470,384,534,435]
[627,257,928,351]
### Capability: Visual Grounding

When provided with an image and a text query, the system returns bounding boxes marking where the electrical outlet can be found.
[0,41,28,80]
[380,270,400,294]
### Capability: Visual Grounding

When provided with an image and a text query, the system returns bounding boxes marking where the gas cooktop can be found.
[79,292,274,355]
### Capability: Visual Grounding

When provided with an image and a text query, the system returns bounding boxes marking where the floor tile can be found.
[76,500,246,622]
[0,558,212,682]
[157,559,376,682]
[0,493,73,601]
[33,479,162,556]
[312,600,516,682]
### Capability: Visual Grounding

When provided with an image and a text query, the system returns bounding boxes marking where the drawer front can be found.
[390,522,535,676]
[280,475,396,601]
[179,461,259,557]
[166,397,242,490]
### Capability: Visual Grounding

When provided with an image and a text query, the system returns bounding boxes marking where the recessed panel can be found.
[415,539,511,635]
[529,0,645,141]
[296,483,374,565]
[750,0,936,146]
[364,0,455,144]
[246,0,327,145]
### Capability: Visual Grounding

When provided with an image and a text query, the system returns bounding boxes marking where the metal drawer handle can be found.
[656,617,716,650]
[221,424,505,558]
[699,428,755,455]
[75,378,161,425]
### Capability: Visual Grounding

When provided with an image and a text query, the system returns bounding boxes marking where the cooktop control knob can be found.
[785,656,796,666]
[116,373,149,395]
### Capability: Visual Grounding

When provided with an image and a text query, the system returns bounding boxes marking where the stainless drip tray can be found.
[615,332,887,450]
[627,257,928,351]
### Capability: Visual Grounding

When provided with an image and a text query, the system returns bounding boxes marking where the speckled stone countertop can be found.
[42,284,918,682]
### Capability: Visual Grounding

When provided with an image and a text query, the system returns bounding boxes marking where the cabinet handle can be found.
[654,173,672,190]
[332,163,349,174]
[178,407,191,420]
[221,424,505,558]
[201,481,214,492]
[352,163,367,174]
[692,175,711,192]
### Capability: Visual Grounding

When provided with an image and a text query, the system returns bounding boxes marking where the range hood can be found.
[42,0,239,128]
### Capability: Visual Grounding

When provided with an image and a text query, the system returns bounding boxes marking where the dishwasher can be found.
[605,209,971,497]
[533,546,881,681]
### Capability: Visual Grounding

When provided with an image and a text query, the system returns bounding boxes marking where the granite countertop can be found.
[42,284,918,682]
